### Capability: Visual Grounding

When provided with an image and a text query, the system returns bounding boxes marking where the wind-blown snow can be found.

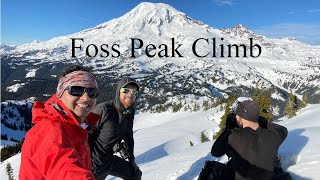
[0,140,18,150]
[1,104,319,179]
[6,83,26,92]
[271,92,286,101]
[25,69,37,78]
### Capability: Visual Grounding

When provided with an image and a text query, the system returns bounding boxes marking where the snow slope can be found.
[1,104,319,179]
[135,104,320,180]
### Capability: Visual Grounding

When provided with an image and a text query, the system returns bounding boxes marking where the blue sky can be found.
[1,0,320,45]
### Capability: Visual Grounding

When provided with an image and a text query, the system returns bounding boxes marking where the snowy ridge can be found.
[1,103,319,179]
[1,101,32,148]
[222,24,261,39]
[1,2,320,115]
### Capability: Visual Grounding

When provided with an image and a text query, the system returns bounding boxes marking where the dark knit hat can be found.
[119,77,139,91]
[235,100,259,122]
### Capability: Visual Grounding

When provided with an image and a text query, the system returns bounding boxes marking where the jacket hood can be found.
[118,77,140,91]
[113,77,139,114]
[32,95,99,128]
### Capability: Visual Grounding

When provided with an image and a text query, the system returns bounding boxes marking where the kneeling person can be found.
[90,77,142,180]
[199,100,289,180]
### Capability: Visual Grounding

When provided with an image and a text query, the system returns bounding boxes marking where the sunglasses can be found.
[120,87,139,96]
[67,86,99,98]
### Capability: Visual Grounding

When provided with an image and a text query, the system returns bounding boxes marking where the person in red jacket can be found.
[19,65,100,180]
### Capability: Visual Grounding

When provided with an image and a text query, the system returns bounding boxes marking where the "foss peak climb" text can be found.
[70,37,262,58]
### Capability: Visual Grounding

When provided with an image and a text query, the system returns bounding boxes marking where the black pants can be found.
[94,156,142,180]
[198,161,234,180]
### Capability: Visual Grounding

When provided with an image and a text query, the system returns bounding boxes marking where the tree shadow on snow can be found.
[279,128,309,171]
[135,143,169,164]
[177,153,215,180]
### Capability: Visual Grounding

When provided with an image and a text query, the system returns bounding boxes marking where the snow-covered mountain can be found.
[1,102,319,180]
[1,2,320,116]
[1,3,320,179]
[0,101,32,149]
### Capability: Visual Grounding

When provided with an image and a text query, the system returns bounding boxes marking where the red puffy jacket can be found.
[19,95,99,180]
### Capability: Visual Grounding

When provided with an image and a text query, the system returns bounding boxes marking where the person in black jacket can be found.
[199,100,289,180]
[89,77,142,180]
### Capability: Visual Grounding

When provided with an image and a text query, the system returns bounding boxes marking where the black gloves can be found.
[258,116,268,128]
[225,113,238,130]
[130,160,139,172]
[129,158,142,177]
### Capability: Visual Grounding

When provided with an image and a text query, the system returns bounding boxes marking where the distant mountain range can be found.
[2,2,320,117]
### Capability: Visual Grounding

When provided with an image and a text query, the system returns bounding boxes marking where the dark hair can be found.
[59,65,93,78]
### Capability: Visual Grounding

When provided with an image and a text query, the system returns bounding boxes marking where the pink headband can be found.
[56,71,98,98]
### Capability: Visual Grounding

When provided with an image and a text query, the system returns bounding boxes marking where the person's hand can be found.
[129,159,141,176]
[225,113,238,130]
[258,116,268,128]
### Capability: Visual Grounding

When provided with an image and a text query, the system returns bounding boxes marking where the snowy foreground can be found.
[1,104,319,180]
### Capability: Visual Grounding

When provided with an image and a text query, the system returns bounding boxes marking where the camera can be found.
[258,116,269,128]
[226,113,238,130]
[113,141,130,160]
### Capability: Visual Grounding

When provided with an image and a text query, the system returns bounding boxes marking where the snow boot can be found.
[272,156,293,180]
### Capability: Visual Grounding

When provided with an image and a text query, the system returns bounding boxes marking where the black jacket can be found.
[211,122,288,180]
[89,78,137,172]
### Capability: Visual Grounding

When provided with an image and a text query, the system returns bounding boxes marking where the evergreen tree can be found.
[8,110,14,119]
[252,85,261,103]
[1,140,24,162]
[172,101,182,112]
[2,114,8,121]
[251,87,272,121]
[219,104,223,111]
[193,103,200,112]
[19,124,25,131]
[200,133,209,143]
[293,95,298,110]
[300,93,308,108]
[1,103,5,112]
[211,98,225,109]
[12,123,18,131]
[213,95,237,139]
[285,92,297,118]
[153,104,166,113]
[6,162,14,180]
[1,134,8,140]
[202,100,210,111]
[184,104,189,111]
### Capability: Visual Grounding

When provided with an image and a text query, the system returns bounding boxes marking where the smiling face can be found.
[119,84,138,108]
[60,84,96,122]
